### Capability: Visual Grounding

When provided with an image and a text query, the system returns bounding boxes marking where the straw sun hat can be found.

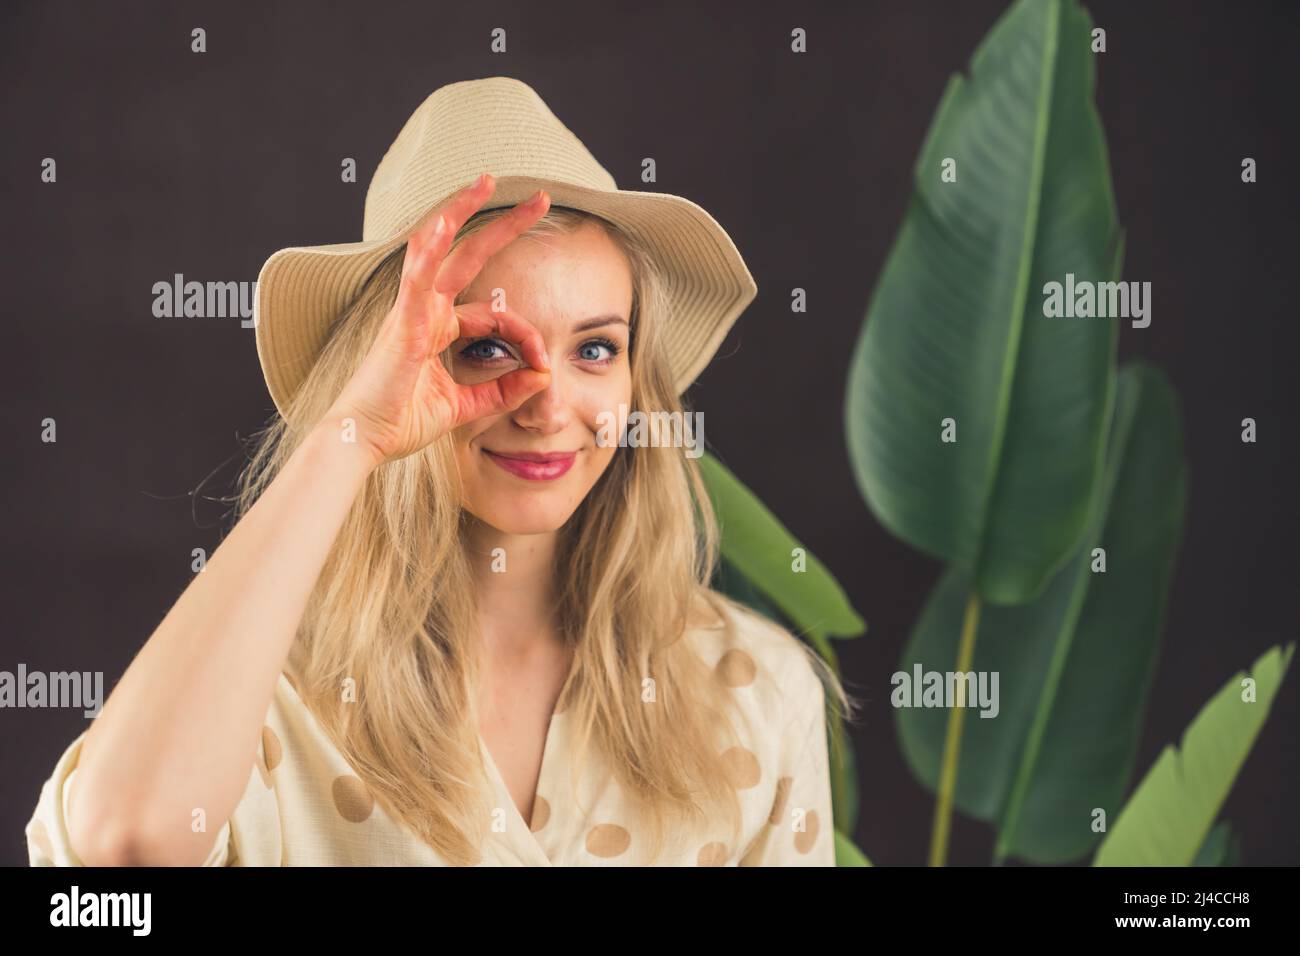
[252,75,758,424]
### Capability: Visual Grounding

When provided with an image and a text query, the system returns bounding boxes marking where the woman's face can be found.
[450,219,634,535]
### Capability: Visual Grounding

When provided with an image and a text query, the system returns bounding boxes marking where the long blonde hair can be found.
[235,205,853,865]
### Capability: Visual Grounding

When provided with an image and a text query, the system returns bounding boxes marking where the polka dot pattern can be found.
[794,809,820,854]
[716,649,757,687]
[332,774,374,823]
[585,823,631,858]
[26,613,839,866]
[262,726,282,771]
[769,776,793,825]
[697,841,729,866]
[529,795,551,832]
[720,746,762,789]
[256,750,272,789]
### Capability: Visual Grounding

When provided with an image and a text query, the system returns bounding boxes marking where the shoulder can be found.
[685,590,827,731]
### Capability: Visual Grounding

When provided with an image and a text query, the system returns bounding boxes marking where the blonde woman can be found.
[26,77,854,867]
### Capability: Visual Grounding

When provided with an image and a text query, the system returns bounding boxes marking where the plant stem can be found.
[928,591,982,866]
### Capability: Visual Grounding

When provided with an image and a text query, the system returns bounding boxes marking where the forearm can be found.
[67,421,377,865]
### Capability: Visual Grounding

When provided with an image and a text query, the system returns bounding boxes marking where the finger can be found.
[454,302,550,372]
[377,217,456,359]
[398,213,456,298]
[436,189,551,296]
[453,366,551,425]
[405,171,499,261]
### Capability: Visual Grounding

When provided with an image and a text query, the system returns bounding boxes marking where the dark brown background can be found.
[3,0,1296,866]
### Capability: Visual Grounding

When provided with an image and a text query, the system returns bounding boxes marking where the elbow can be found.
[67,794,172,867]
[70,815,201,867]
[67,812,149,867]
[70,807,222,867]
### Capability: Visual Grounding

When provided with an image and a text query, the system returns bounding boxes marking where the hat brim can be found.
[253,175,757,425]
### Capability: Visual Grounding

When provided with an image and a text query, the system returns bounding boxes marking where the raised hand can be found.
[324,172,553,465]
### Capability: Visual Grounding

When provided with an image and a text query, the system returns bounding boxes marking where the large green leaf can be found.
[699,452,865,641]
[896,363,1187,863]
[835,829,873,867]
[1191,821,1240,867]
[1094,643,1294,866]
[846,0,1122,604]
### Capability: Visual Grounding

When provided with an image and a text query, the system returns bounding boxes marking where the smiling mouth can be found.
[483,449,577,481]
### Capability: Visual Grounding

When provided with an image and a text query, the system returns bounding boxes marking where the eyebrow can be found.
[572,315,629,333]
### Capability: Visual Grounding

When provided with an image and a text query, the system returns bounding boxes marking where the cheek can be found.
[583,439,619,478]
[578,381,632,482]
[453,423,496,483]
[579,370,634,426]
[453,423,480,459]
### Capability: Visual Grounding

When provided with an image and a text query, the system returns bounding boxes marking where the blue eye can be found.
[459,336,623,366]
[459,339,512,363]
[579,337,622,364]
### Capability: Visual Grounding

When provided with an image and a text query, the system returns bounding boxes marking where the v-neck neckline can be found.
[478,709,561,863]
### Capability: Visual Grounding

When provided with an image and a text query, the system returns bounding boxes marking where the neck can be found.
[465,516,564,655]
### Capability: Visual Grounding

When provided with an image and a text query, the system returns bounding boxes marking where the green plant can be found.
[1094,644,1294,867]
[895,362,1190,864]
[702,0,1293,870]
[842,0,1292,866]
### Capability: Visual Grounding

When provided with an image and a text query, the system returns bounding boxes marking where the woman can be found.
[26,77,854,866]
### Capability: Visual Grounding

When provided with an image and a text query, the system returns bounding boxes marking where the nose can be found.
[509,360,572,435]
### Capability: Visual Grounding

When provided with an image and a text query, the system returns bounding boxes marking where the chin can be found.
[464,496,583,536]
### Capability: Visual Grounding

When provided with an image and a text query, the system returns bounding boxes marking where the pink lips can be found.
[484,449,577,481]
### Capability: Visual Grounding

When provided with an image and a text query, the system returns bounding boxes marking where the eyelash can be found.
[459,336,623,366]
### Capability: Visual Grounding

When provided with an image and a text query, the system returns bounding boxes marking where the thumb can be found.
[452,366,551,425]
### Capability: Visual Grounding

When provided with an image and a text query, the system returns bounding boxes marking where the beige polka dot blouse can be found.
[25,605,836,866]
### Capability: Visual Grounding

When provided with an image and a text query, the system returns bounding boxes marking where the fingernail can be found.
[541,351,551,369]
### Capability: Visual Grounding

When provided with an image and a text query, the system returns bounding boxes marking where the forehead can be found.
[460,219,633,331]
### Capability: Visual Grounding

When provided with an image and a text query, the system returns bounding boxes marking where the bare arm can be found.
[66,421,377,866]
[66,171,554,866]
